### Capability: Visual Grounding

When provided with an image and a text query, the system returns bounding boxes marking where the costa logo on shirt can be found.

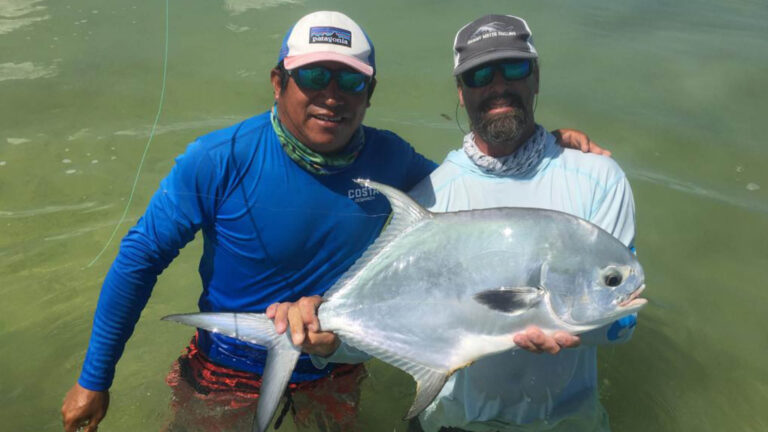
[347,186,379,203]
[309,26,351,47]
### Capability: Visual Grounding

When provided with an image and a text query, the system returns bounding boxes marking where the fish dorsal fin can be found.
[336,331,448,420]
[354,178,432,231]
[324,179,432,300]
[473,286,543,313]
[162,313,300,432]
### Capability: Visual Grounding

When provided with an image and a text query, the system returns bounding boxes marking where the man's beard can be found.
[469,93,530,151]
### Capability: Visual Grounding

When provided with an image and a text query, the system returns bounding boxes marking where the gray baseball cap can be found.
[453,14,538,76]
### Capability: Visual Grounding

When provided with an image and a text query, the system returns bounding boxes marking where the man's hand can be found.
[266,296,340,357]
[552,128,611,157]
[513,326,581,355]
[61,383,109,432]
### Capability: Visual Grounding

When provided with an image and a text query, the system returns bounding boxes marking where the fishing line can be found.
[86,0,170,268]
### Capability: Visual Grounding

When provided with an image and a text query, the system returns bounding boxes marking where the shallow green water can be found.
[1,0,767,431]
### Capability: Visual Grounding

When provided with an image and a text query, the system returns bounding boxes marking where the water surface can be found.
[1,0,767,431]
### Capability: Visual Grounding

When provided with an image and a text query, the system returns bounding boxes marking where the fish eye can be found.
[603,268,623,287]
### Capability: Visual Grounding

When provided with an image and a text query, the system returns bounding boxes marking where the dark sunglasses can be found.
[460,59,533,88]
[287,66,370,94]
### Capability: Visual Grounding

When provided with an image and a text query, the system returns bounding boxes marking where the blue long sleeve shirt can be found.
[78,111,436,391]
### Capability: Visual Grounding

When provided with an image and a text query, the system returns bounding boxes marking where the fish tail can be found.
[162,312,301,432]
[254,322,301,432]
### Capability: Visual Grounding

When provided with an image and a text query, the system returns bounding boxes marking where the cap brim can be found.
[453,50,538,76]
[284,52,374,76]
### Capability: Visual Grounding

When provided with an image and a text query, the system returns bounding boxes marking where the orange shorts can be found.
[165,334,366,432]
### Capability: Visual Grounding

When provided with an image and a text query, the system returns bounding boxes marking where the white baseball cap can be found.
[277,11,376,76]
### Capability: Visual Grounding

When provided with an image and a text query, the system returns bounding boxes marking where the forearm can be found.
[79,222,185,390]
[78,264,157,390]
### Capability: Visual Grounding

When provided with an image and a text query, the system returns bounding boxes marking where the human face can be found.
[271,61,373,154]
[458,60,539,157]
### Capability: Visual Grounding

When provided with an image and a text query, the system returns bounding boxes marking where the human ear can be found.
[270,68,283,100]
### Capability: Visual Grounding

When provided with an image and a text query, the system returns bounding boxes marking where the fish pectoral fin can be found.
[404,365,449,420]
[255,339,301,432]
[473,286,543,313]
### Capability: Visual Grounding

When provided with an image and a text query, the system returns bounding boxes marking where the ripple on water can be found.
[0,0,49,35]
[7,137,30,145]
[223,0,301,15]
[0,61,57,81]
[746,183,760,191]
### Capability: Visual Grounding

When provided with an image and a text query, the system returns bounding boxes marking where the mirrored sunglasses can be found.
[461,59,533,88]
[287,66,370,94]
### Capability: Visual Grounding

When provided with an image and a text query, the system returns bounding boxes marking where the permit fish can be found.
[163,179,646,432]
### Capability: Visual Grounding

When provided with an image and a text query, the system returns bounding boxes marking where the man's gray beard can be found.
[472,110,528,152]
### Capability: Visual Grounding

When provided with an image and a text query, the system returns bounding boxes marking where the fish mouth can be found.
[618,284,647,308]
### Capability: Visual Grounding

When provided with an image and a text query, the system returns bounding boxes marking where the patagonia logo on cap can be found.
[309,26,351,47]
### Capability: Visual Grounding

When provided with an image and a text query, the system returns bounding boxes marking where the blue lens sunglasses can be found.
[287,66,370,94]
[460,59,533,88]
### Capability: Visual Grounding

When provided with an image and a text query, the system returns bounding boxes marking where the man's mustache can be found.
[479,93,526,114]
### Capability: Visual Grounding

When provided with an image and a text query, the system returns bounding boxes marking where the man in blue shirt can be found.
[60,11,602,432]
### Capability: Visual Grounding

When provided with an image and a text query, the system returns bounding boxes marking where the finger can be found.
[65,417,89,432]
[298,297,321,332]
[302,331,340,356]
[265,303,278,319]
[526,327,560,354]
[513,333,539,353]
[272,303,291,334]
[554,332,581,348]
[580,136,590,153]
[287,305,305,346]
[588,141,611,157]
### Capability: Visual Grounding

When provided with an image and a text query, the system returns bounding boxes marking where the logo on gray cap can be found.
[467,22,519,45]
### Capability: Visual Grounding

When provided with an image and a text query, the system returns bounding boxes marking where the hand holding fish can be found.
[266,295,341,357]
[513,326,581,354]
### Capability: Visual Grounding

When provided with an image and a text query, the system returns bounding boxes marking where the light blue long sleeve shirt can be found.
[407,130,637,431]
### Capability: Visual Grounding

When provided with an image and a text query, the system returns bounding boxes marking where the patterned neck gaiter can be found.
[270,104,365,175]
[462,125,547,176]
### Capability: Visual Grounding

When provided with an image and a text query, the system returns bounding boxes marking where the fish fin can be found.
[162,312,278,346]
[338,332,448,420]
[354,179,432,230]
[162,313,300,432]
[473,287,543,313]
[324,179,432,299]
[255,336,301,432]
[403,365,449,419]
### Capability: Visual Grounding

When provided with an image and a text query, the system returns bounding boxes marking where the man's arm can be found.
[61,141,218,431]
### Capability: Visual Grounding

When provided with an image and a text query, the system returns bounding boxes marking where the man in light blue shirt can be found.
[405,14,637,431]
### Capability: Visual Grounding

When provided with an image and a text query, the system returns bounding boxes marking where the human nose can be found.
[317,79,345,107]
